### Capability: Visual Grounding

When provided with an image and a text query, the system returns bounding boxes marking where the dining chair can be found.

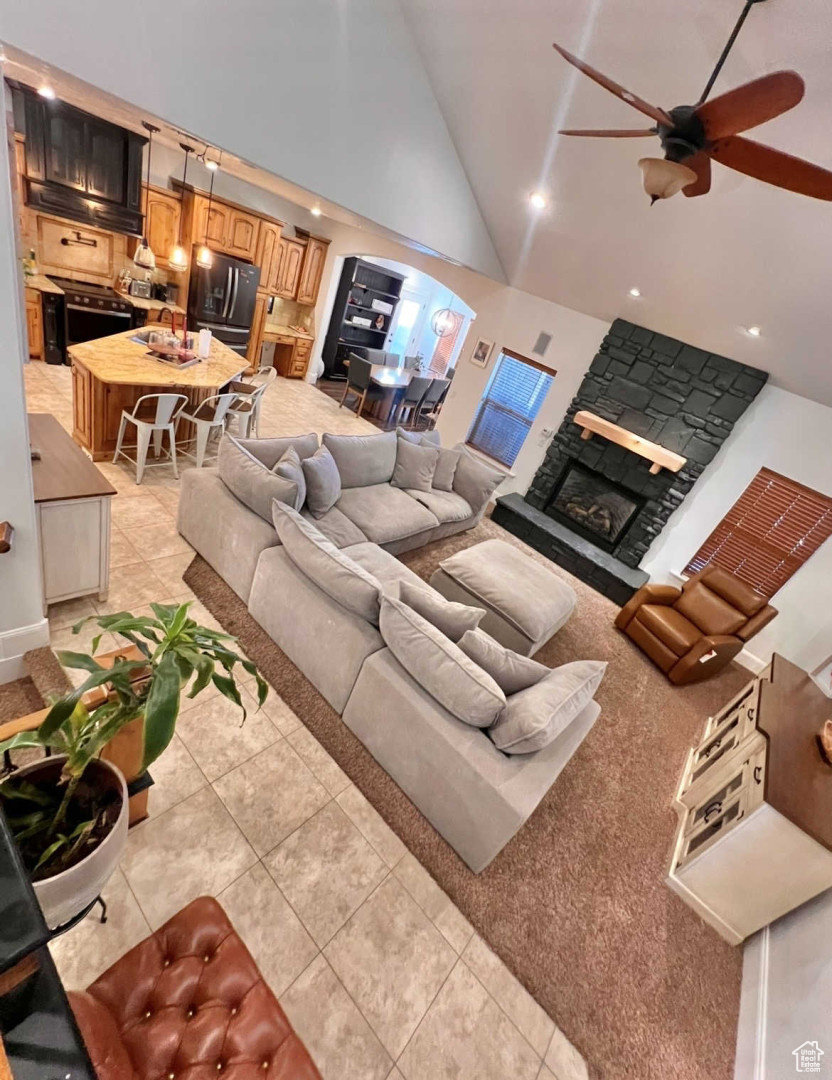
[415,377,450,428]
[423,378,452,428]
[176,392,238,468]
[340,354,384,417]
[394,375,432,428]
[226,365,277,437]
[113,393,188,484]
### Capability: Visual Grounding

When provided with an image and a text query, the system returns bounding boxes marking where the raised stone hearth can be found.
[496,319,768,601]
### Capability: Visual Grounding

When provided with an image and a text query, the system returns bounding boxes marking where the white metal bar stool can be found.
[225,375,272,438]
[113,393,187,484]
[175,392,238,468]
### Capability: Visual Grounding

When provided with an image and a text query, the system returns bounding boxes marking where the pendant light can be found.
[133,122,159,270]
[168,143,194,271]
[431,307,456,337]
[196,152,218,270]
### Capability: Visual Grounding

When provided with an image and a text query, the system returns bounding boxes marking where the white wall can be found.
[0,80,48,680]
[641,386,832,669]
[0,0,503,282]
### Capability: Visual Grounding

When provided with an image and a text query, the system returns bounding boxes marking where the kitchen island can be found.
[69,328,247,460]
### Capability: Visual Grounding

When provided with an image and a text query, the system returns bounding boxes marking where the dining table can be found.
[343,359,415,422]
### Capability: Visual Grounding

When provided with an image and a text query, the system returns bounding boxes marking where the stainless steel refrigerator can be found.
[187,249,261,357]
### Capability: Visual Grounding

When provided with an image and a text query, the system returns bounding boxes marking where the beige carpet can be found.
[184,519,749,1080]
[0,675,44,723]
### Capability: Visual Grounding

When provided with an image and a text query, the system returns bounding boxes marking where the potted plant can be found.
[0,601,266,929]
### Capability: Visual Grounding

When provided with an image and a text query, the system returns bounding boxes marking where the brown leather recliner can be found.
[68,896,321,1080]
[614,565,777,685]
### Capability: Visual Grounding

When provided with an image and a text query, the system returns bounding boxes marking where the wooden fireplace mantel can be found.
[573,410,686,475]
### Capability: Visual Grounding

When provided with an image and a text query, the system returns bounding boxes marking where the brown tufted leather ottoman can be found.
[68,896,321,1080]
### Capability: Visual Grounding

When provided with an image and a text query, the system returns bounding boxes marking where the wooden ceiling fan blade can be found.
[552,42,671,126]
[559,128,656,138]
[711,136,832,200]
[696,71,805,140]
[682,152,712,197]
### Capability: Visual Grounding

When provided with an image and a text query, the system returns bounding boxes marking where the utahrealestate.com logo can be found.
[793,1041,824,1073]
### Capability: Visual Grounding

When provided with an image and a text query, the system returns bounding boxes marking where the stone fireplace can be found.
[492,319,768,603]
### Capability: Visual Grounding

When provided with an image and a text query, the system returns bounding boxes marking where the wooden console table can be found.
[29,413,116,609]
[667,653,832,944]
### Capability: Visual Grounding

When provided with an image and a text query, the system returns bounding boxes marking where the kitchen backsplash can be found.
[267,297,313,329]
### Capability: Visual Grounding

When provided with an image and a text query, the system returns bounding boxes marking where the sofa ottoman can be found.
[430,538,577,656]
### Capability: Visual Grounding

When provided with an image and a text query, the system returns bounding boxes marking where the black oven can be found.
[47,277,134,353]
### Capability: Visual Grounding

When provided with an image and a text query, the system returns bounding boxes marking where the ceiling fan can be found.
[553,0,832,203]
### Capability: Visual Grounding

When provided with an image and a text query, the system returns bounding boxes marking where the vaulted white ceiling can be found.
[400,0,832,406]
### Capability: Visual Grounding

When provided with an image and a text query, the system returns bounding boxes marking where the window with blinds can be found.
[685,467,832,598]
[467,349,555,467]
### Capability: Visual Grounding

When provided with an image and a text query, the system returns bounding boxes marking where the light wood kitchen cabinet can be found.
[272,334,314,379]
[247,293,268,365]
[72,361,92,449]
[131,185,181,270]
[193,194,232,250]
[254,219,284,293]
[225,208,260,260]
[25,288,43,360]
[275,238,305,299]
[296,236,329,306]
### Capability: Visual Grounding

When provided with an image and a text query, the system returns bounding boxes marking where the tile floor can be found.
[24,361,588,1080]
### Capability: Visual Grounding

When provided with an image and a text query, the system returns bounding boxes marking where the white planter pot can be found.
[11,756,129,931]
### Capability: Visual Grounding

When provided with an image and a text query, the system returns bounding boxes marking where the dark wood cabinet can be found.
[14,86,146,236]
[322,257,405,378]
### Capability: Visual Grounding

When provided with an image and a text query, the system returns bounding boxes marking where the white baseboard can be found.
[0,617,49,684]
[736,647,769,675]
[734,926,770,1079]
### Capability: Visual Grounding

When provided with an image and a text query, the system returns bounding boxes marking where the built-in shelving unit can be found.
[323,257,405,379]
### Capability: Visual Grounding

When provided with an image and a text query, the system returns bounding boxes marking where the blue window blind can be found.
[467,352,554,467]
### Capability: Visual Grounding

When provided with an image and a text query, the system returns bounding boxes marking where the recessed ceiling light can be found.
[310,206,322,217]
[628,287,641,298]
[529,191,547,210]
[746,325,761,337]
[38,85,55,100]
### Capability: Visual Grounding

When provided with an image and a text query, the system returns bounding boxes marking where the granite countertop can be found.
[67,327,247,388]
[24,274,64,295]
[263,322,313,340]
[116,292,186,316]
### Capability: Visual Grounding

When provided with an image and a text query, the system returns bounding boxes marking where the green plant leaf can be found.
[0,777,55,805]
[71,615,96,634]
[39,659,147,740]
[91,633,102,656]
[55,651,106,674]
[140,651,181,771]
[0,731,47,757]
[33,835,69,873]
[150,602,180,627]
[184,651,215,698]
[240,659,269,708]
[168,603,192,639]
[211,672,246,721]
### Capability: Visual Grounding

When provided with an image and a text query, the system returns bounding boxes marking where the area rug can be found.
[0,675,44,723]
[184,518,749,1080]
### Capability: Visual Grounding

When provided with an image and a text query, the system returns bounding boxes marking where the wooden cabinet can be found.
[254,220,284,293]
[225,208,259,260]
[25,289,43,360]
[247,293,269,366]
[192,194,231,250]
[129,185,181,269]
[15,86,145,236]
[275,238,305,299]
[272,334,314,379]
[296,236,329,306]
[72,362,92,449]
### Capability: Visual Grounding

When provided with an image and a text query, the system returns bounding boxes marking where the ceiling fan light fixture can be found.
[638,157,698,203]
[746,325,762,337]
[628,287,641,297]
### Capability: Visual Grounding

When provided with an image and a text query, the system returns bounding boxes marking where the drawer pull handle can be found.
[753,765,762,784]
[747,708,755,722]
[704,801,722,823]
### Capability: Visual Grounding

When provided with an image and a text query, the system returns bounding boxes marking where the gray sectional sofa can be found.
[178,429,602,872]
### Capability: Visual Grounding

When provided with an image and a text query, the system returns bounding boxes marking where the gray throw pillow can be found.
[273,446,306,512]
[235,433,319,470]
[302,444,342,518]
[272,502,382,624]
[489,660,606,754]
[322,431,397,488]
[379,594,505,727]
[458,628,549,695]
[398,579,484,643]
[218,435,297,522]
[432,447,461,492]
[391,437,439,492]
[396,427,441,448]
[451,445,504,514]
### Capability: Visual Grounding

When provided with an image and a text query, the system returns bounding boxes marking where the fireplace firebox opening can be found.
[545,460,645,552]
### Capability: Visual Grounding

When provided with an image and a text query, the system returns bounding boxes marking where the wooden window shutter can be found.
[685,467,832,598]
[429,311,464,376]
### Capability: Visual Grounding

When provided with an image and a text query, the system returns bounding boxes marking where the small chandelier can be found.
[168,143,194,270]
[638,158,697,204]
[133,122,159,270]
[431,307,456,337]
